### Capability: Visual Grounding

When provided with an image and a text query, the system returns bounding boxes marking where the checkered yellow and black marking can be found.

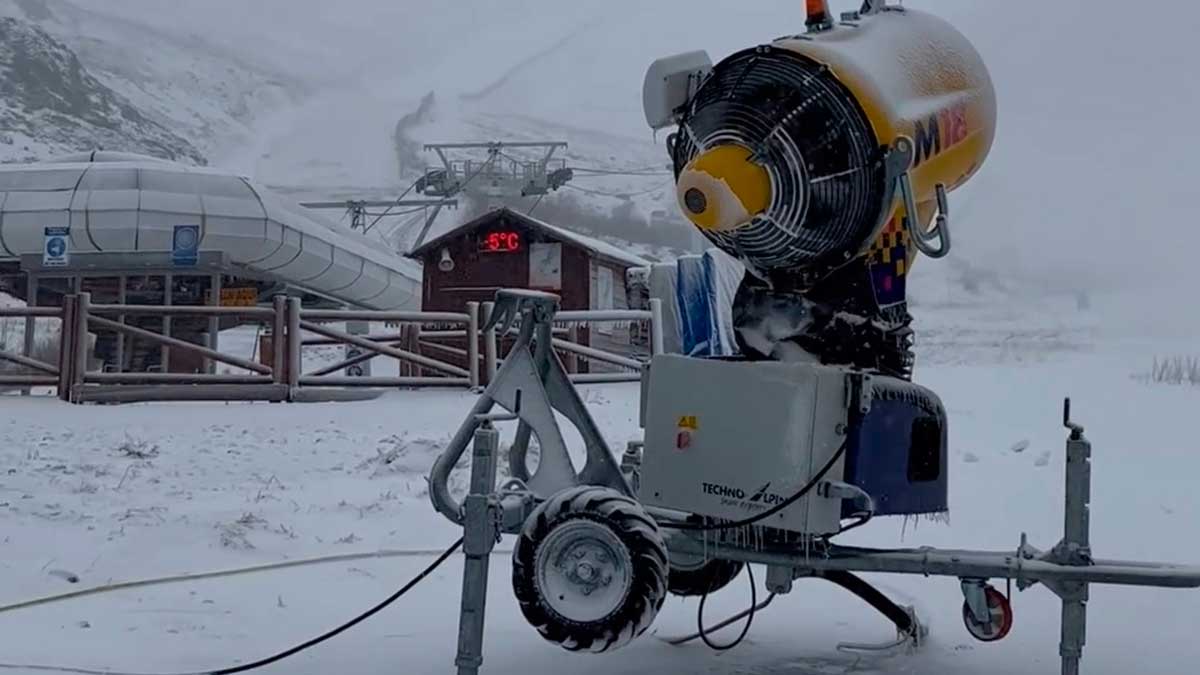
[867,217,914,275]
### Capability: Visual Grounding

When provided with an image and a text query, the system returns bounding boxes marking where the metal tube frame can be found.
[434,294,1200,675]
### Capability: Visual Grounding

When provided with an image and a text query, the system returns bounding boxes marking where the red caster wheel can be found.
[962,585,1014,642]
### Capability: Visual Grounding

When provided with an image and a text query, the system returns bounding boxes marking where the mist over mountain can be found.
[2,0,1194,318]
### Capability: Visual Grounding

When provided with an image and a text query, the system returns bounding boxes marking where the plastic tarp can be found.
[670,249,744,357]
[648,263,683,355]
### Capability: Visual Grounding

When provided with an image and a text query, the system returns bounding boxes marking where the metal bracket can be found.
[898,176,951,259]
[960,579,992,624]
[430,289,632,528]
[435,288,638,675]
[848,371,874,416]
[891,136,952,259]
[620,441,644,496]
[766,565,795,595]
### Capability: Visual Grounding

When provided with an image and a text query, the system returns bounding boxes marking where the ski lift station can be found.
[0,152,422,373]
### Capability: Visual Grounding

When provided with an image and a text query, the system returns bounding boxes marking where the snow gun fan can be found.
[668,47,884,278]
[643,0,997,374]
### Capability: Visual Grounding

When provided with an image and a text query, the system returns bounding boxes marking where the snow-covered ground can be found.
[2,295,1198,675]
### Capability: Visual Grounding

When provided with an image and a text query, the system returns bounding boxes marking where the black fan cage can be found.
[672,45,887,278]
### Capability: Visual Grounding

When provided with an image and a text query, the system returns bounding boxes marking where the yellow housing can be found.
[776,7,997,248]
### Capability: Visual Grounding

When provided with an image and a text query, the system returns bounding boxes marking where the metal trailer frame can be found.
[429,289,1200,675]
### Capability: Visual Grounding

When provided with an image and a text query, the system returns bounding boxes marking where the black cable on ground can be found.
[0,538,464,675]
[818,570,915,638]
[660,592,776,646]
[697,563,757,651]
[660,439,848,533]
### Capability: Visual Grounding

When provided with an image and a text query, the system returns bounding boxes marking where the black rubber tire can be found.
[512,485,668,653]
[667,558,745,597]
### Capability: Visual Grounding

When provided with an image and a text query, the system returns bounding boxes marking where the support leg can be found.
[455,422,501,675]
[1060,586,1087,675]
[1054,400,1092,675]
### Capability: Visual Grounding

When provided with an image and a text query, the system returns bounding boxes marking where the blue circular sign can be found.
[46,236,66,258]
[175,227,198,250]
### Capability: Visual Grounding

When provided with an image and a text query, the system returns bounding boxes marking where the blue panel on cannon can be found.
[843,378,949,518]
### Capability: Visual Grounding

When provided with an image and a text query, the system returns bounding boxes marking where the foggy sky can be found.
[58,0,1200,323]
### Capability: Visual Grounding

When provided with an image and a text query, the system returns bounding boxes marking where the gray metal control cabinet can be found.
[640,355,849,535]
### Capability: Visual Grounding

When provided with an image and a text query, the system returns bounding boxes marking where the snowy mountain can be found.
[0,15,203,164]
[0,0,302,165]
[2,0,1196,304]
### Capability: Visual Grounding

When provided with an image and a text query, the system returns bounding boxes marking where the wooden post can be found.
[73,292,91,402]
[466,302,480,389]
[272,295,287,386]
[412,322,423,379]
[207,273,221,374]
[57,295,75,402]
[115,274,126,373]
[22,275,38,397]
[286,297,301,399]
[566,324,579,374]
[162,273,173,372]
[482,302,497,384]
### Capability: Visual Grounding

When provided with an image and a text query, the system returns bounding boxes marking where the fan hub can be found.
[675,143,773,233]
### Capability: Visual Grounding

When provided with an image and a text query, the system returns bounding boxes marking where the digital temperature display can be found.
[478,231,521,253]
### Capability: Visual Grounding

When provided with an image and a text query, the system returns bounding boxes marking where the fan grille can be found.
[673,45,886,279]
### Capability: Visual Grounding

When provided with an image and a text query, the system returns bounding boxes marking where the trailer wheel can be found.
[962,585,1014,642]
[512,486,668,653]
[667,556,745,597]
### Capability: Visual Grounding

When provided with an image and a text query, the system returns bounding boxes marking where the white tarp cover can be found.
[0,153,422,310]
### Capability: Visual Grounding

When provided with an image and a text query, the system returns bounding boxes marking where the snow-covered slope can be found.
[0,15,203,164]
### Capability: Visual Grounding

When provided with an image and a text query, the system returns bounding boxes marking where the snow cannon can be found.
[645,1,996,282]
[643,0,996,376]
[431,5,1200,675]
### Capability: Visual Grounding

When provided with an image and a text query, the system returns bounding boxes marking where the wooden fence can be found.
[0,294,663,403]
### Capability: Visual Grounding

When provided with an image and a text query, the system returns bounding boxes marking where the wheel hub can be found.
[535,519,633,622]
